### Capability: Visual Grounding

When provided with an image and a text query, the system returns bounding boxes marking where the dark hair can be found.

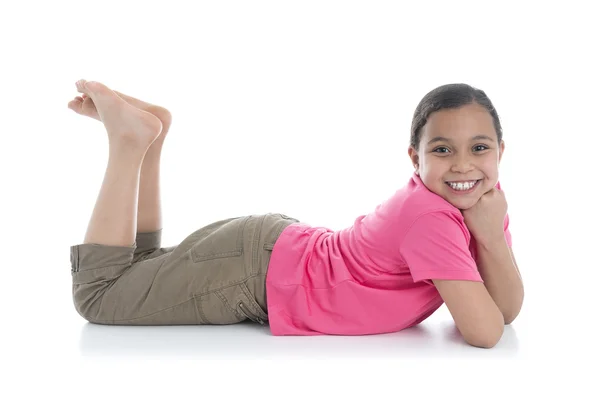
[410,83,503,151]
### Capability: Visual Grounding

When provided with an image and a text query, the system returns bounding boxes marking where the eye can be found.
[433,145,489,153]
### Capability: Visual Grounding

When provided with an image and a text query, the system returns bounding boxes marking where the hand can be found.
[461,187,507,243]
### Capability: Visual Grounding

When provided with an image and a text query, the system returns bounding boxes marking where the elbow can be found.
[503,291,524,325]
[465,331,503,348]
[463,311,505,349]
[504,311,520,325]
[465,325,504,348]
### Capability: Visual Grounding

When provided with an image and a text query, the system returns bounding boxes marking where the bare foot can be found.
[68,87,172,143]
[74,79,162,149]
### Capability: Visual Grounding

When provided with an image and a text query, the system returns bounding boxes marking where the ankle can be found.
[108,143,148,164]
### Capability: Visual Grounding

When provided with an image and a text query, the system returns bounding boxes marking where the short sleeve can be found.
[400,211,483,284]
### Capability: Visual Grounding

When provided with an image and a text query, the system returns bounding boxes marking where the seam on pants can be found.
[239,216,250,254]
[113,298,195,323]
[71,246,79,272]
[137,257,167,312]
[72,262,132,273]
[239,280,267,318]
[252,214,268,275]
[85,297,198,324]
[214,289,242,321]
[195,272,264,322]
[257,272,268,312]
[272,220,289,245]
[195,295,209,324]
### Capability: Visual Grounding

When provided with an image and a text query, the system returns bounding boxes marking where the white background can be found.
[2,0,598,398]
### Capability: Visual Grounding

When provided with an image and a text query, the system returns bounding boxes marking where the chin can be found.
[446,195,479,211]
[454,203,472,211]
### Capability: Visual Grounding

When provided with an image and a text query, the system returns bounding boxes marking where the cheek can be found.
[482,176,499,192]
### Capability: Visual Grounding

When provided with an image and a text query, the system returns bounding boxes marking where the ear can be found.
[498,140,505,163]
[408,146,419,166]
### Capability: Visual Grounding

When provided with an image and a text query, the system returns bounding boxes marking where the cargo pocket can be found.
[189,216,249,293]
[189,217,245,264]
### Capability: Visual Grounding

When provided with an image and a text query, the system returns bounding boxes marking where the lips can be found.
[445,179,482,194]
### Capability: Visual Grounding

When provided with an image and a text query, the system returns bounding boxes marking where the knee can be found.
[70,243,134,323]
[72,282,112,324]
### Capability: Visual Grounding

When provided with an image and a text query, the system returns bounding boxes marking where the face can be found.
[408,103,505,210]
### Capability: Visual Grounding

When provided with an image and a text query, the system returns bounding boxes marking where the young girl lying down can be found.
[68,80,524,349]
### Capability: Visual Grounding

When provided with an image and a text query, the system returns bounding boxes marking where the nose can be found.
[451,154,474,173]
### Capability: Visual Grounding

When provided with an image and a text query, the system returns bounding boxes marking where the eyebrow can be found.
[427,135,495,145]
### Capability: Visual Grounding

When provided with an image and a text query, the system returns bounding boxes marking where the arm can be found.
[433,279,505,348]
[401,211,511,348]
[476,238,524,324]
[509,247,522,280]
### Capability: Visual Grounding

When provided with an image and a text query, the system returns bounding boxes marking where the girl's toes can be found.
[76,79,89,94]
[68,99,81,112]
[76,80,113,98]
[85,81,109,93]
[76,79,102,94]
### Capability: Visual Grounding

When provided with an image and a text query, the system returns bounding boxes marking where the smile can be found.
[445,179,482,194]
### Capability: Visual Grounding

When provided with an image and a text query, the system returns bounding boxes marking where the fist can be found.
[461,187,507,243]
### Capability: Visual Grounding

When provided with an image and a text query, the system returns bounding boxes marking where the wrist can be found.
[475,233,507,251]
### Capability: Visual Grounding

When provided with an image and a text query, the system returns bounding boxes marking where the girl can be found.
[68,81,524,349]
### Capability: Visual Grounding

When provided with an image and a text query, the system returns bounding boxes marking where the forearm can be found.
[476,237,524,324]
[136,143,163,233]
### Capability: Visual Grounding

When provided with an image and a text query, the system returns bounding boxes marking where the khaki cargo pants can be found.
[70,213,299,326]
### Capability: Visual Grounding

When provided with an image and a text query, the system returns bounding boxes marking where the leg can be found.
[83,148,145,247]
[128,144,171,264]
[72,216,257,325]
[103,90,171,235]
[76,79,162,247]
[136,143,164,233]
[67,88,172,236]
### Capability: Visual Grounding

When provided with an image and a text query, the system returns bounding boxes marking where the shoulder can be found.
[402,175,460,218]
[378,173,470,244]
[398,207,473,268]
[401,209,470,247]
[386,177,458,224]
[399,209,480,284]
[399,185,466,240]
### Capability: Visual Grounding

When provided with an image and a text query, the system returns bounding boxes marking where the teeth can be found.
[448,180,477,190]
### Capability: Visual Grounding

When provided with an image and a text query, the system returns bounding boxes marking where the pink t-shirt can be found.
[265,172,512,336]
